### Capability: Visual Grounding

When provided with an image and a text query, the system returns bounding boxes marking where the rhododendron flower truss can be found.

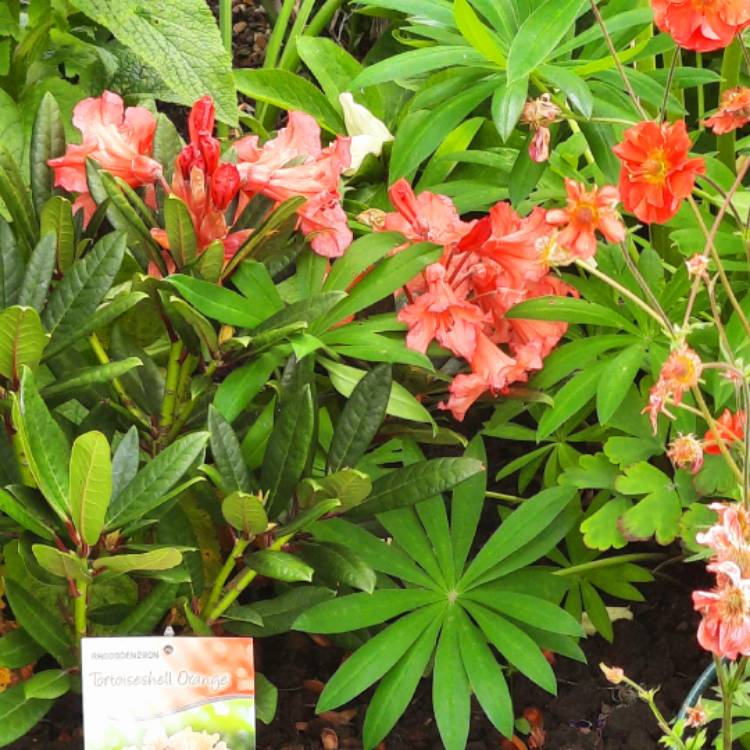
[652,0,750,52]
[697,503,750,576]
[704,86,750,134]
[380,181,576,420]
[614,120,705,225]
[234,111,352,258]
[149,96,248,276]
[546,179,626,261]
[48,90,162,223]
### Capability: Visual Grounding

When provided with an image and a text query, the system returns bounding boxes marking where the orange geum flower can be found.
[613,120,705,225]
[546,179,626,261]
[685,702,708,728]
[652,0,750,53]
[667,433,704,473]
[704,409,746,455]
[704,86,750,134]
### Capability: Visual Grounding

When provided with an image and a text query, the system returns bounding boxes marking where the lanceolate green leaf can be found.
[0,219,25,309]
[0,487,56,540]
[0,145,37,255]
[363,619,442,750]
[119,581,179,634]
[450,436,487,575]
[507,0,587,82]
[3,578,73,667]
[17,234,56,312]
[106,432,209,529]
[42,232,127,341]
[317,604,443,713]
[349,458,484,518]
[596,344,644,423]
[507,295,635,330]
[0,683,54,747]
[15,369,71,521]
[69,431,112,546]
[0,306,47,382]
[168,275,265,328]
[323,233,403,293]
[245,550,313,583]
[40,197,76,274]
[454,0,507,67]
[30,93,65,216]
[71,0,237,125]
[262,384,314,518]
[208,406,252,492]
[42,359,143,399]
[93,548,183,573]
[328,364,391,473]
[0,629,46,669]
[164,195,198,267]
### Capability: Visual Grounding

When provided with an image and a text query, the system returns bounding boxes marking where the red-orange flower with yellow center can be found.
[704,409,746,455]
[704,86,750,134]
[613,120,705,225]
[652,0,750,52]
[546,179,625,261]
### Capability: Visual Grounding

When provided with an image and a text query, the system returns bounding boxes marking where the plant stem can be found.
[485,490,526,503]
[587,0,648,121]
[159,340,184,440]
[257,0,296,127]
[659,48,679,122]
[208,534,291,623]
[74,580,88,644]
[203,537,250,618]
[218,0,233,139]
[716,656,734,750]
[89,334,150,429]
[619,241,674,333]
[574,260,668,331]
[278,0,316,71]
[303,0,345,39]
[553,552,663,577]
[718,40,742,173]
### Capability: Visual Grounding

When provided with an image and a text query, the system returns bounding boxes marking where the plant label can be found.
[81,636,255,749]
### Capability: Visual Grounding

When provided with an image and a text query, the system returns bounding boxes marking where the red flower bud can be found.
[210,163,240,211]
[177,143,202,179]
[199,135,221,176]
[189,95,215,143]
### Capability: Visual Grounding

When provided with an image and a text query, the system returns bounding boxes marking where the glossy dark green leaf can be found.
[0,683,53,746]
[17,234,56,312]
[208,406,252,492]
[118,582,179,634]
[328,364,391,473]
[492,77,529,142]
[298,542,377,593]
[40,197,75,273]
[0,145,37,255]
[0,218,24,308]
[30,93,65,216]
[245,550,313,582]
[0,628,46,669]
[111,426,139,502]
[168,275,263,328]
[221,492,268,536]
[164,195,198,267]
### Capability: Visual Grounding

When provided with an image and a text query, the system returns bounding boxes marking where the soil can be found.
[207,0,271,69]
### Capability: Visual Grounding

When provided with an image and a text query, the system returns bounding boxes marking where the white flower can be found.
[339,93,393,175]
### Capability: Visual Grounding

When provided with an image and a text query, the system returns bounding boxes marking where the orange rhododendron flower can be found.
[48,91,162,223]
[235,111,352,258]
[704,86,750,134]
[652,0,750,52]
[546,178,626,261]
[704,409,746,455]
[613,120,705,225]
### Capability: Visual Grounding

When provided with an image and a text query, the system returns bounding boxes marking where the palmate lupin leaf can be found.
[295,437,583,750]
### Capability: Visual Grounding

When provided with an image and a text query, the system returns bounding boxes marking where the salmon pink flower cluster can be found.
[694,504,750,659]
[380,178,627,420]
[652,0,750,52]
[48,91,162,224]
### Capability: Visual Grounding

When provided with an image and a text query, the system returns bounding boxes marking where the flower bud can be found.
[600,663,625,684]
[210,163,241,211]
[199,135,221,176]
[189,95,216,143]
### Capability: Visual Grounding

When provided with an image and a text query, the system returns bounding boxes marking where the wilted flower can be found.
[613,120,705,225]
[48,91,162,223]
[704,86,750,134]
[600,663,625,685]
[545,179,626,261]
[685,702,708,728]
[652,0,750,52]
[642,346,702,431]
[339,92,393,174]
[521,94,560,163]
[667,433,704,473]
[704,409,746,455]
[693,560,750,659]
[686,253,710,278]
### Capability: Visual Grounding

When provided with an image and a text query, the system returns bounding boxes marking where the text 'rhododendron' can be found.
[652,0,750,52]
[234,111,352,258]
[48,90,162,223]
[151,96,248,274]
[614,120,705,225]
[381,179,585,420]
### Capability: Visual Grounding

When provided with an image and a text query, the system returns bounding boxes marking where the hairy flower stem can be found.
[688,193,750,340]
[88,334,150,429]
[208,534,292,624]
[203,537,250,620]
[718,40,742,173]
[587,0,648,121]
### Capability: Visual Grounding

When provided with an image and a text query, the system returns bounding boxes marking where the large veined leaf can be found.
[0,145,36,255]
[349,458,484,518]
[15,369,71,522]
[0,219,25,309]
[0,487,56,540]
[42,232,127,341]
[208,406,252,492]
[70,0,237,124]
[0,306,48,381]
[30,93,65,215]
[0,629,46,669]
[69,431,112,546]
[17,233,56,312]
[92,548,183,573]
[118,581,179,635]
[106,432,209,529]
[40,197,76,274]
[222,492,268,536]
[507,295,636,330]
[0,683,54,747]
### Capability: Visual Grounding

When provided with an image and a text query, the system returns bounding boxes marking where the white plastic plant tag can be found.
[81,636,255,749]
